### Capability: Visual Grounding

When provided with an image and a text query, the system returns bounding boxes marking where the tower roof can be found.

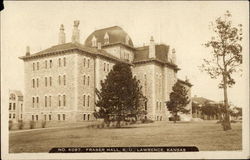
[85,26,134,47]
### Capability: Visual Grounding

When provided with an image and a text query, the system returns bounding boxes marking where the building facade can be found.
[20,21,192,122]
[9,90,24,123]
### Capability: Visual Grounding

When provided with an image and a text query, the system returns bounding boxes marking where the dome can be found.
[85,26,134,47]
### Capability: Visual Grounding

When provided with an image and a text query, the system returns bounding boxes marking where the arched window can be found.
[63,95,66,106]
[87,76,90,86]
[83,95,85,106]
[104,32,109,44]
[126,35,130,45]
[32,79,35,88]
[58,95,61,107]
[58,75,61,85]
[63,75,66,85]
[83,75,86,85]
[91,36,97,47]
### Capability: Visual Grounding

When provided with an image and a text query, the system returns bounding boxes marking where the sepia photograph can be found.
[1,1,249,159]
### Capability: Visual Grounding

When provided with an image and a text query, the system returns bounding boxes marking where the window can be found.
[32,79,35,88]
[33,63,35,71]
[104,32,109,44]
[104,63,106,71]
[58,114,60,121]
[144,74,147,95]
[36,115,38,121]
[9,103,11,110]
[36,97,39,107]
[45,96,47,107]
[160,102,162,111]
[63,57,66,66]
[87,59,90,68]
[156,102,158,110]
[49,114,52,121]
[45,77,47,87]
[145,101,147,110]
[36,78,39,88]
[45,60,47,69]
[13,103,16,110]
[32,115,34,121]
[58,58,61,67]
[49,77,52,86]
[87,76,90,86]
[9,114,11,118]
[32,97,35,108]
[21,104,23,111]
[63,75,66,85]
[83,58,86,67]
[58,95,61,107]
[37,62,39,70]
[83,114,86,120]
[63,95,66,106]
[87,95,90,107]
[49,96,52,107]
[83,95,85,106]
[49,60,52,68]
[87,114,90,121]
[92,36,97,47]
[107,64,109,72]
[63,114,66,121]
[58,75,61,85]
[21,114,22,119]
[44,115,47,121]
[83,75,86,85]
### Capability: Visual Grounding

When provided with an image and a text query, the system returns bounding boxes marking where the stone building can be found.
[20,21,192,122]
[9,90,24,123]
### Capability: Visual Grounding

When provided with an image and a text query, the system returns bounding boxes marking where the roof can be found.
[133,44,179,70]
[85,26,134,47]
[192,96,215,105]
[177,78,193,87]
[10,90,23,97]
[19,42,131,64]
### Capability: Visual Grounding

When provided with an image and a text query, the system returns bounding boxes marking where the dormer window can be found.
[91,36,97,47]
[125,35,130,45]
[104,32,109,45]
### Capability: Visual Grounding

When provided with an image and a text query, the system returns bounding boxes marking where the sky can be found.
[1,1,249,108]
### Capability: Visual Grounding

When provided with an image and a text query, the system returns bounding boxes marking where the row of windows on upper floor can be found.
[33,58,66,71]
[32,75,66,88]
[32,57,93,71]
[32,95,66,108]
[82,94,91,107]
[9,103,23,111]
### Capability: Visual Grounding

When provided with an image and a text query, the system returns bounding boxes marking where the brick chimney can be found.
[71,20,80,43]
[26,46,30,56]
[58,24,66,44]
[149,36,155,59]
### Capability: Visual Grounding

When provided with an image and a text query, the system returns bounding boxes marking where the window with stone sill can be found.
[83,95,86,107]
[45,60,47,69]
[63,75,66,85]
[63,114,66,121]
[32,79,35,88]
[33,63,35,71]
[63,57,66,67]
[9,114,11,118]
[63,95,66,106]
[37,62,39,70]
[49,114,52,121]
[87,76,90,86]
[88,59,90,68]
[49,60,53,68]
[58,114,60,121]
[9,103,12,110]
[58,58,61,67]
[13,103,16,110]
[36,115,38,121]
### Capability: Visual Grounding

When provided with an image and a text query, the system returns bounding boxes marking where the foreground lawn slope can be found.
[9,121,242,153]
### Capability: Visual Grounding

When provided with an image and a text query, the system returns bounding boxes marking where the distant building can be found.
[19,21,192,122]
[9,90,24,122]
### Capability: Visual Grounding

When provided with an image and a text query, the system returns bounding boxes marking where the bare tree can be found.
[200,11,243,131]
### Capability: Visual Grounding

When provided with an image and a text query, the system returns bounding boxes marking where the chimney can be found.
[71,20,80,43]
[26,46,30,56]
[149,36,155,59]
[58,24,66,44]
[97,42,102,50]
[172,48,176,64]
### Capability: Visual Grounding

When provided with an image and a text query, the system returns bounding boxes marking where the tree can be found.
[166,81,190,123]
[94,62,146,127]
[200,11,243,130]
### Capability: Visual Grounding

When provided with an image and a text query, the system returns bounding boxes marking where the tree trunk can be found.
[222,74,231,131]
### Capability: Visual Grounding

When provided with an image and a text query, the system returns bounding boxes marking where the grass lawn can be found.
[9,121,242,153]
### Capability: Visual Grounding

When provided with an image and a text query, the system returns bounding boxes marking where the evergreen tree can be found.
[94,62,146,127]
[166,81,190,123]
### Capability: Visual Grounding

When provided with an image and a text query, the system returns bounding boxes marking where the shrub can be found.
[30,121,35,129]
[42,121,46,128]
[18,120,24,130]
[9,120,13,130]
